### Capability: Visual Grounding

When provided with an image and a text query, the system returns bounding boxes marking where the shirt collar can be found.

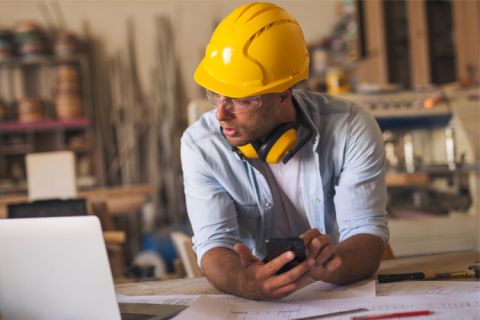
[292,90,321,151]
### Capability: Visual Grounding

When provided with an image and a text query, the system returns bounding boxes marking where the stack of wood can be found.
[14,21,50,59]
[55,64,83,120]
[82,15,188,227]
[54,31,82,57]
[17,97,45,123]
[148,16,188,226]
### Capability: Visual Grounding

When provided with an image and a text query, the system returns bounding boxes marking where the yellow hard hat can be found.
[194,2,309,98]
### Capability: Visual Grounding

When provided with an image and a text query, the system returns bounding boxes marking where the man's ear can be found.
[279,88,292,103]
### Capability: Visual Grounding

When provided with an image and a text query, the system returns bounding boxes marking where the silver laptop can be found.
[0,216,184,320]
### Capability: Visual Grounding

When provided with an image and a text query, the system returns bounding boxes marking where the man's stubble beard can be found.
[230,103,278,147]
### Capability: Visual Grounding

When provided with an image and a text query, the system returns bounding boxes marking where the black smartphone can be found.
[263,237,306,274]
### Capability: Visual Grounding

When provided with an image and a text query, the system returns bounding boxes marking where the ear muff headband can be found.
[264,128,297,163]
[281,127,312,164]
[237,122,298,164]
[258,123,297,164]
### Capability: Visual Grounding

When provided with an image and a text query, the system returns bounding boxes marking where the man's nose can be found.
[215,98,234,121]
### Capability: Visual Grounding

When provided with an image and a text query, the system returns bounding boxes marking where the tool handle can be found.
[377,272,425,283]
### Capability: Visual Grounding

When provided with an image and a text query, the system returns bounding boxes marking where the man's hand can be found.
[300,229,342,281]
[233,243,314,299]
[300,229,386,285]
[201,244,314,300]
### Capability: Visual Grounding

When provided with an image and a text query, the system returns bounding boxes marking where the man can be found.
[181,2,388,300]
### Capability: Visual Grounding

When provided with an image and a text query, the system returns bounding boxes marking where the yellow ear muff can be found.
[262,128,297,164]
[236,143,259,159]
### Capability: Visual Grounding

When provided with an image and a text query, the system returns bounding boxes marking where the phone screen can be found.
[263,237,306,274]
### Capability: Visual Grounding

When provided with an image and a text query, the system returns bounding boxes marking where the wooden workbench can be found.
[115,250,480,296]
[0,184,152,218]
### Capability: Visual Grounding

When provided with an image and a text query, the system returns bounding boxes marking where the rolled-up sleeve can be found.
[333,108,389,243]
[180,134,241,267]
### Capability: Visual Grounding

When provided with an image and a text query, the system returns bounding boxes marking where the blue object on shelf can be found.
[141,224,193,274]
[376,113,452,131]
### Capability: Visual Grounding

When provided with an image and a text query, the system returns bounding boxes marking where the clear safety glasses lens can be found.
[206,90,263,113]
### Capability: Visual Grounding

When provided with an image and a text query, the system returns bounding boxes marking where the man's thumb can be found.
[234,243,259,266]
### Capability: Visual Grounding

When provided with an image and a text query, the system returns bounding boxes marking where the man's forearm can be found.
[201,247,251,297]
[324,234,385,284]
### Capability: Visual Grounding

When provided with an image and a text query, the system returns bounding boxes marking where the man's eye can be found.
[234,99,252,105]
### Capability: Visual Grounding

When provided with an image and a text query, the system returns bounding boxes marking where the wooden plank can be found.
[407,0,430,87]
[386,173,429,187]
[452,0,480,84]
[354,0,389,85]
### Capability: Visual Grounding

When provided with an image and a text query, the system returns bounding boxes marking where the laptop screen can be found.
[0,216,121,319]
[7,198,87,219]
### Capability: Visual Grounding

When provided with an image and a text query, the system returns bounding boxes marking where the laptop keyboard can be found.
[119,303,186,320]
[121,313,153,320]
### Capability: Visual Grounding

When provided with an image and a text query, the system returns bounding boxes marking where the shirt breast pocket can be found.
[235,203,262,238]
[236,203,261,218]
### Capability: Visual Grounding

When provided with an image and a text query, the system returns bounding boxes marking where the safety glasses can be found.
[206,90,263,113]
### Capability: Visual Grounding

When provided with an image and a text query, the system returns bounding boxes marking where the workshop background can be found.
[0,0,478,282]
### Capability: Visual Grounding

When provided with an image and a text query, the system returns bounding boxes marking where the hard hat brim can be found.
[194,57,309,98]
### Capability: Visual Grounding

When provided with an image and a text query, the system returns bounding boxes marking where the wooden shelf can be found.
[0,54,87,67]
[0,184,153,218]
[0,144,34,155]
[0,119,90,133]
[386,173,429,186]
[0,52,103,191]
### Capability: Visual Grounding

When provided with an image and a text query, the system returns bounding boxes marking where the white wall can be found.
[0,0,338,101]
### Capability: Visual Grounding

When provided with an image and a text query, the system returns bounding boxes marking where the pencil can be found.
[377,269,478,283]
[351,310,433,320]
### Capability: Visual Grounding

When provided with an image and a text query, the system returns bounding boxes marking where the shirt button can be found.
[264,202,272,209]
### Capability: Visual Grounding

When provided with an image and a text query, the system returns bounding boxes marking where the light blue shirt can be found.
[181,90,389,266]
